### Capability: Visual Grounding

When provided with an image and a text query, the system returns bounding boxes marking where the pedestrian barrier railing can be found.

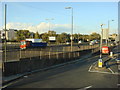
[2,44,101,76]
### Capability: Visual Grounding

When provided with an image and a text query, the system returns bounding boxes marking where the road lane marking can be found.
[1,80,18,89]
[88,61,97,72]
[88,65,92,72]
[117,84,120,86]
[84,85,92,89]
[108,68,115,74]
[77,85,92,90]
[89,70,120,75]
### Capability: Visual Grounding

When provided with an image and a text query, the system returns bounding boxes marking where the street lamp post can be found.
[107,20,114,46]
[65,7,73,52]
[98,24,105,68]
[3,4,7,73]
[46,18,54,45]
[100,24,105,59]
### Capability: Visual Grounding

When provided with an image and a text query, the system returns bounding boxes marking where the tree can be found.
[16,30,31,41]
[34,31,40,39]
[48,30,56,36]
[56,33,70,43]
[89,32,100,40]
[41,33,49,42]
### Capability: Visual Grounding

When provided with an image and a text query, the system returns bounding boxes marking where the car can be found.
[66,42,70,45]
[78,40,82,44]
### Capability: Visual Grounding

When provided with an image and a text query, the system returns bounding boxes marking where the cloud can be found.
[1,22,105,34]
[1,22,72,34]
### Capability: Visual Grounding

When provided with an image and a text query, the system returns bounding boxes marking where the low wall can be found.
[3,49,93,76]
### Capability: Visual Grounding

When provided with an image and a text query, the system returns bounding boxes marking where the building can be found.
[0,29,17,41]
[102,28,109,40]
[109,34,117,39]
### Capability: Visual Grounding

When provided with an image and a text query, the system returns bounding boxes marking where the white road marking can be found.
[88,61,97,72]
[84,85,92,89]
[89,70,119,75]
[1,77,23,89]
[117,84,120,86]
[89,70,111,74]
[88,65,93,72]
[108,68,115,74]
[77,85,92,90]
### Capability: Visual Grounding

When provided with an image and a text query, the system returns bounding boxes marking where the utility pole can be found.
[100,24,104,59]
[4,4,7,62]
[65,7,73,52]
[3,4,7,73]
[98,24,104,68]
[71,7,73,52]
[107,20,114,46]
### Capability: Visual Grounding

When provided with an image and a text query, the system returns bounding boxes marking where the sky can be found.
[0,1,119,34]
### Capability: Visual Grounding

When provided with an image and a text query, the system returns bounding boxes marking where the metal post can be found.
[63,47,64,59]
[71,8,73,52]
[100,24,103,59]
[39,49,41,59]
[49,48,51,60]
[2,4,7,73]
[107,20,114,46]
[30,49,31,60]
[4,4,7,62]
[65,7,73,52]
[107,20,109,46]
[20,49,21,59]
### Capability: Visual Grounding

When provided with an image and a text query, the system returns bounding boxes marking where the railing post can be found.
[39,49,41,59]
[49,48,51,60]
[20,49,21,59]
[63,47,65,59]
[30,49,31,60]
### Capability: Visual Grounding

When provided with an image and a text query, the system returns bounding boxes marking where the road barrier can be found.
[2,44,100,76]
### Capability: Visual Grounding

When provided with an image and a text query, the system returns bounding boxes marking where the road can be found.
[5,53,119,88]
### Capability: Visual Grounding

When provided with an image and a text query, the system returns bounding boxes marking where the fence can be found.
[2,44,100,76]
[2,44,99,62]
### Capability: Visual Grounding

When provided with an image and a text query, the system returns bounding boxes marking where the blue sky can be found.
[1,2,118,34]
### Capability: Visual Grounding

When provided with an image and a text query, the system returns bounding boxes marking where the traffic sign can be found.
[98,59,103,67]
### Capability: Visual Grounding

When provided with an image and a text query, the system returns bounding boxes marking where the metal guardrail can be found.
[2,44,99,62]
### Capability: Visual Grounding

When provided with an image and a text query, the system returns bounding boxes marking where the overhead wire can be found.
[10,2,69,17]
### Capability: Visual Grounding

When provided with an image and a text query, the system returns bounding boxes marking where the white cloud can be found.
[1,22,72,34]
[1,22,105,34]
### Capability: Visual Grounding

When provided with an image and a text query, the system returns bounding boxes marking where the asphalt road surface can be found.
[5,53,119,89]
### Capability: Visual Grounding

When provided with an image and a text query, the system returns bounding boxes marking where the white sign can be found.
[49,36,56,41]
[102,29,108,39]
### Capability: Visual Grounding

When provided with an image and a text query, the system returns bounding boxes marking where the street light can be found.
[65,7,73,52]
[98,24,105,68]
[100,24,105,59]
[107,20,114,46]
[46,18,54,31]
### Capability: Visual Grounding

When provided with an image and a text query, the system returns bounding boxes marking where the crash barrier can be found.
[3,49,95,76]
